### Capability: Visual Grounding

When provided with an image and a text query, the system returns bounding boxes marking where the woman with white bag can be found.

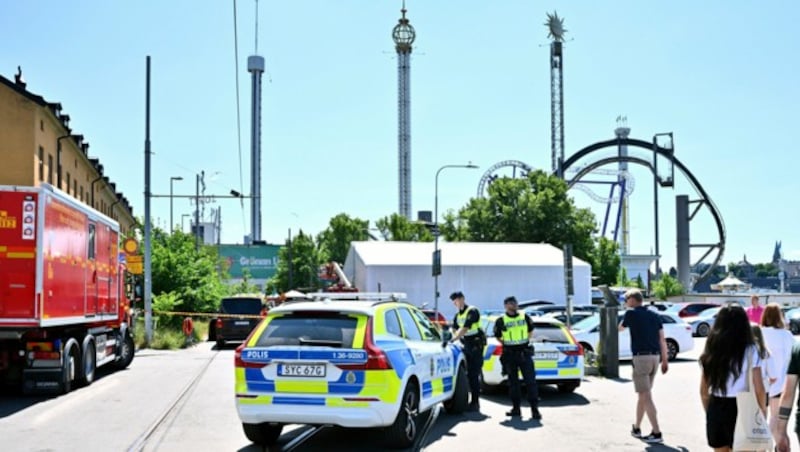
[700,304,769,452]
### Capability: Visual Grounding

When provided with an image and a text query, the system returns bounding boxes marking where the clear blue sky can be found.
[3,1,798,271]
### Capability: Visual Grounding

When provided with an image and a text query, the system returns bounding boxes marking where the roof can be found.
[347,241,590,267]
[270,299,404,316]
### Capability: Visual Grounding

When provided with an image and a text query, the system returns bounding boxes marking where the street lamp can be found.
[169,176,183,233]
[433,162,479,316]
[181,214,191,232]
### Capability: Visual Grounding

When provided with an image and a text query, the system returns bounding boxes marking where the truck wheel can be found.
[62,344,79,394]
[79,341,96,386]
[115,332,135,370]
[443,365,469,414]
[384,383,419,449]
[242,423,283,446]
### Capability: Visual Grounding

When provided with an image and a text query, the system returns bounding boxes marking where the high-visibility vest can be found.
[501,315,529,346]
[455,306,481,337]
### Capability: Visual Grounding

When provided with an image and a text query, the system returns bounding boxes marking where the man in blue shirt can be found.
[619,288,668,444]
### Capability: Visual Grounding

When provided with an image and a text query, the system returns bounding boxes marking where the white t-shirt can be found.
[761,326,796,396]
[710,345,763,397]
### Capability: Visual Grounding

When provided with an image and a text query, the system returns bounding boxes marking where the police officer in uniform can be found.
[449,291,483,412]
[494,296,541,420]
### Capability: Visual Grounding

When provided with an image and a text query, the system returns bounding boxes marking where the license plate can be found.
[534,352,559,361]
[278,364,326,377]
[235,321,250,326]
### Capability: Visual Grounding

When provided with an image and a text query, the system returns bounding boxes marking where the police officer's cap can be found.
[450,291,465,301]
[503,296,518,305]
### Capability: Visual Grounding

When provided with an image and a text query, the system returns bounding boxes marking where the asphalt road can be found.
[3,338,800,451]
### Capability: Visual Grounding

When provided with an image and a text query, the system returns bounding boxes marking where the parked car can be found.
[213,295,265,348]
[570,312,693,361]
[684,307,721,337]
[785,308,800,334]
[234,293,469,448]
[479,315,584,393]
[542,311,595,326]
[665,302,720,318]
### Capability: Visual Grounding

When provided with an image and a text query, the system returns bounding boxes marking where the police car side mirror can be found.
[441,330,453,347]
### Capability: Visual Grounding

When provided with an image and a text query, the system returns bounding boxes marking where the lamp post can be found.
[169,176,183,233]
[433,163,479,316]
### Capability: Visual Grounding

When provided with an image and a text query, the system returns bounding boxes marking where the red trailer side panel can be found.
[0,190,38,324]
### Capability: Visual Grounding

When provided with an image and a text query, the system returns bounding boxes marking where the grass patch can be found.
[133,315,211,350]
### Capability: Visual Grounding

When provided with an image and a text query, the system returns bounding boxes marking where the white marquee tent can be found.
[343,242,592,316]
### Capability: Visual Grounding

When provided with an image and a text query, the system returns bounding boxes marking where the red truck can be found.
[0,184,135,394]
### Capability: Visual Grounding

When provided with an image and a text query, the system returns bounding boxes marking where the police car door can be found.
[395,308,442,411]
[411,308,455,408]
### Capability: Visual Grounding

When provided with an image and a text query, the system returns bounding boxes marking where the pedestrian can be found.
[449,291,484,412]
[700,303,767,452]
[774,342,800,452]
[493,296,541,420]
[760,303,795,439]
[619,288,667,444]
[747,294,765,324]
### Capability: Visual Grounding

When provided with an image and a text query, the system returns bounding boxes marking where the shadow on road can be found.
[645,444,689,452]
[481,384,591,408]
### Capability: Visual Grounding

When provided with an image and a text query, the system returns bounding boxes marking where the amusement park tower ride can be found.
[546,12,566,177]
[393,3,415,219]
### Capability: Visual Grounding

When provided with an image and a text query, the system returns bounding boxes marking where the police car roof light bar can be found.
[306,292,408,302]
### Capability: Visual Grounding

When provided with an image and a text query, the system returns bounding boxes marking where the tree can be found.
[587,236,620,286]
[375,213,434,242]
[616,267,631,287]
[270,230,325,292]
[652,274,685,300]
[633,274,645,290]
[442,170,597,260]
[317,213,370,264]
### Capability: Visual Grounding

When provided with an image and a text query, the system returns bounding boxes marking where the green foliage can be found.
[754,263,779,278]
[270,230,325,292]
[229,268,261,295]
[634,274,645,290]
[317,213,371,263]
[652,274,685,300]
[375,213,434,241]
[149,327,187,350]
[149,229,229,314]
[616,267,631,287]
[588,236,620,286]
[442,170,597,260]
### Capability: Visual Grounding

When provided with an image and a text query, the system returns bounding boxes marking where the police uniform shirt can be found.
[452,305,480,334]
[494,312,534,348]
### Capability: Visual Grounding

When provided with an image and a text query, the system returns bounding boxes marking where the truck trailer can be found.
[0,184,135,394]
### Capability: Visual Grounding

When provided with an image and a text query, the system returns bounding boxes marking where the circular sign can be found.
[123,238,139,255]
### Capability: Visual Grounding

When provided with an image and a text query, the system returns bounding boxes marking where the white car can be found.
[570,312,693,361]
[479,315,584,393]
[684,307,721,337]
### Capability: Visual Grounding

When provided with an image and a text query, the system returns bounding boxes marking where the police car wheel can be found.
[443,365,469,414]
[242,422,283,446]
[385,383,419,448]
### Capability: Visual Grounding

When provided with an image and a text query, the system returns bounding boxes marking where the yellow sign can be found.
[127,255,143,264]
[123,238,139,255]
[0,211,17,229]
[128,262,143,275]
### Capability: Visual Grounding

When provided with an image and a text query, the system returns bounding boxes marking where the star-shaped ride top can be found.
[545,11,566,41]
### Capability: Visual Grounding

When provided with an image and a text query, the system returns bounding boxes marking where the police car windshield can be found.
[255,314,358,348]
[221,298,263,315]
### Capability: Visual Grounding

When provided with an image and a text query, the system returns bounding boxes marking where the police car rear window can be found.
[255,314,359,348]
[221,298,262,315]
[532,323,570,344]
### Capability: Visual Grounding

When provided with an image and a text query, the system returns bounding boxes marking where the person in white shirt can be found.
[759,303,796,437]
[700,303,767,452]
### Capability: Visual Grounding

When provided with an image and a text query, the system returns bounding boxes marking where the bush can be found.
[149,328,186,350]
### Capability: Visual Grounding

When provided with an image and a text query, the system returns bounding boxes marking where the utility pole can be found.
[143,56,153,345]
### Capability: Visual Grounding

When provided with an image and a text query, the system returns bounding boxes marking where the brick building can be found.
[0,68,134,231]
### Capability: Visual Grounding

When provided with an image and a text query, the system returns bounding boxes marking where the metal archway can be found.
[561,138,726,286]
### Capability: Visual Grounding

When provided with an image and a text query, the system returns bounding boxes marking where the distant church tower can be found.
[773,241,782,265]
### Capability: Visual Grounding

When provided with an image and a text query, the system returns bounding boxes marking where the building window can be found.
[73,180,77,196]
[47,154,53,184]
[66,173,71,194]
[40,120,44,131]
[74,159,77,169]
[79,186,84,201]
[38,147,44,182]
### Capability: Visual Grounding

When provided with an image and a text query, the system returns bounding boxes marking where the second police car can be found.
[480,314,585,393]
[234,293,469,449]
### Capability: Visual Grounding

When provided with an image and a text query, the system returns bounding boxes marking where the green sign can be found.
[218,244,281,280]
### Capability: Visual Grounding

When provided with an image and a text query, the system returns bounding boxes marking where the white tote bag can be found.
[733,352,772,450]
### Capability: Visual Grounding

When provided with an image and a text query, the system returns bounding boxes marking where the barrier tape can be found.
[151,310,265,320]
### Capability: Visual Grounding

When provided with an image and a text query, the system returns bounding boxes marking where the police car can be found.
[234,293,469,449]
[480,315,584,393]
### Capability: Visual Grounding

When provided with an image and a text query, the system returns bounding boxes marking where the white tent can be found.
[343,241,592,316]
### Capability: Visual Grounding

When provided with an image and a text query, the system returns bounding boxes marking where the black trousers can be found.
[463,341,483,402]
[503,348,539,409]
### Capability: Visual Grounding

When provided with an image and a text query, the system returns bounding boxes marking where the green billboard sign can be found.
[218,244,281,280]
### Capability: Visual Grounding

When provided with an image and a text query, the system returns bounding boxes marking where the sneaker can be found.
[505,408,521,417]
[531,408,542,420]
[630,425,642,439]
[642,432,663,444]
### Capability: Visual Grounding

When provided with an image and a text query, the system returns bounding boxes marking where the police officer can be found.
[494,296,541,420]
[449,291,483,412]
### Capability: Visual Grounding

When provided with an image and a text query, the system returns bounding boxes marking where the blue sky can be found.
[2,1,798,271]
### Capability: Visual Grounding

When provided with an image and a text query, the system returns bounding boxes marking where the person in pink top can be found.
[746,294,765,324]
